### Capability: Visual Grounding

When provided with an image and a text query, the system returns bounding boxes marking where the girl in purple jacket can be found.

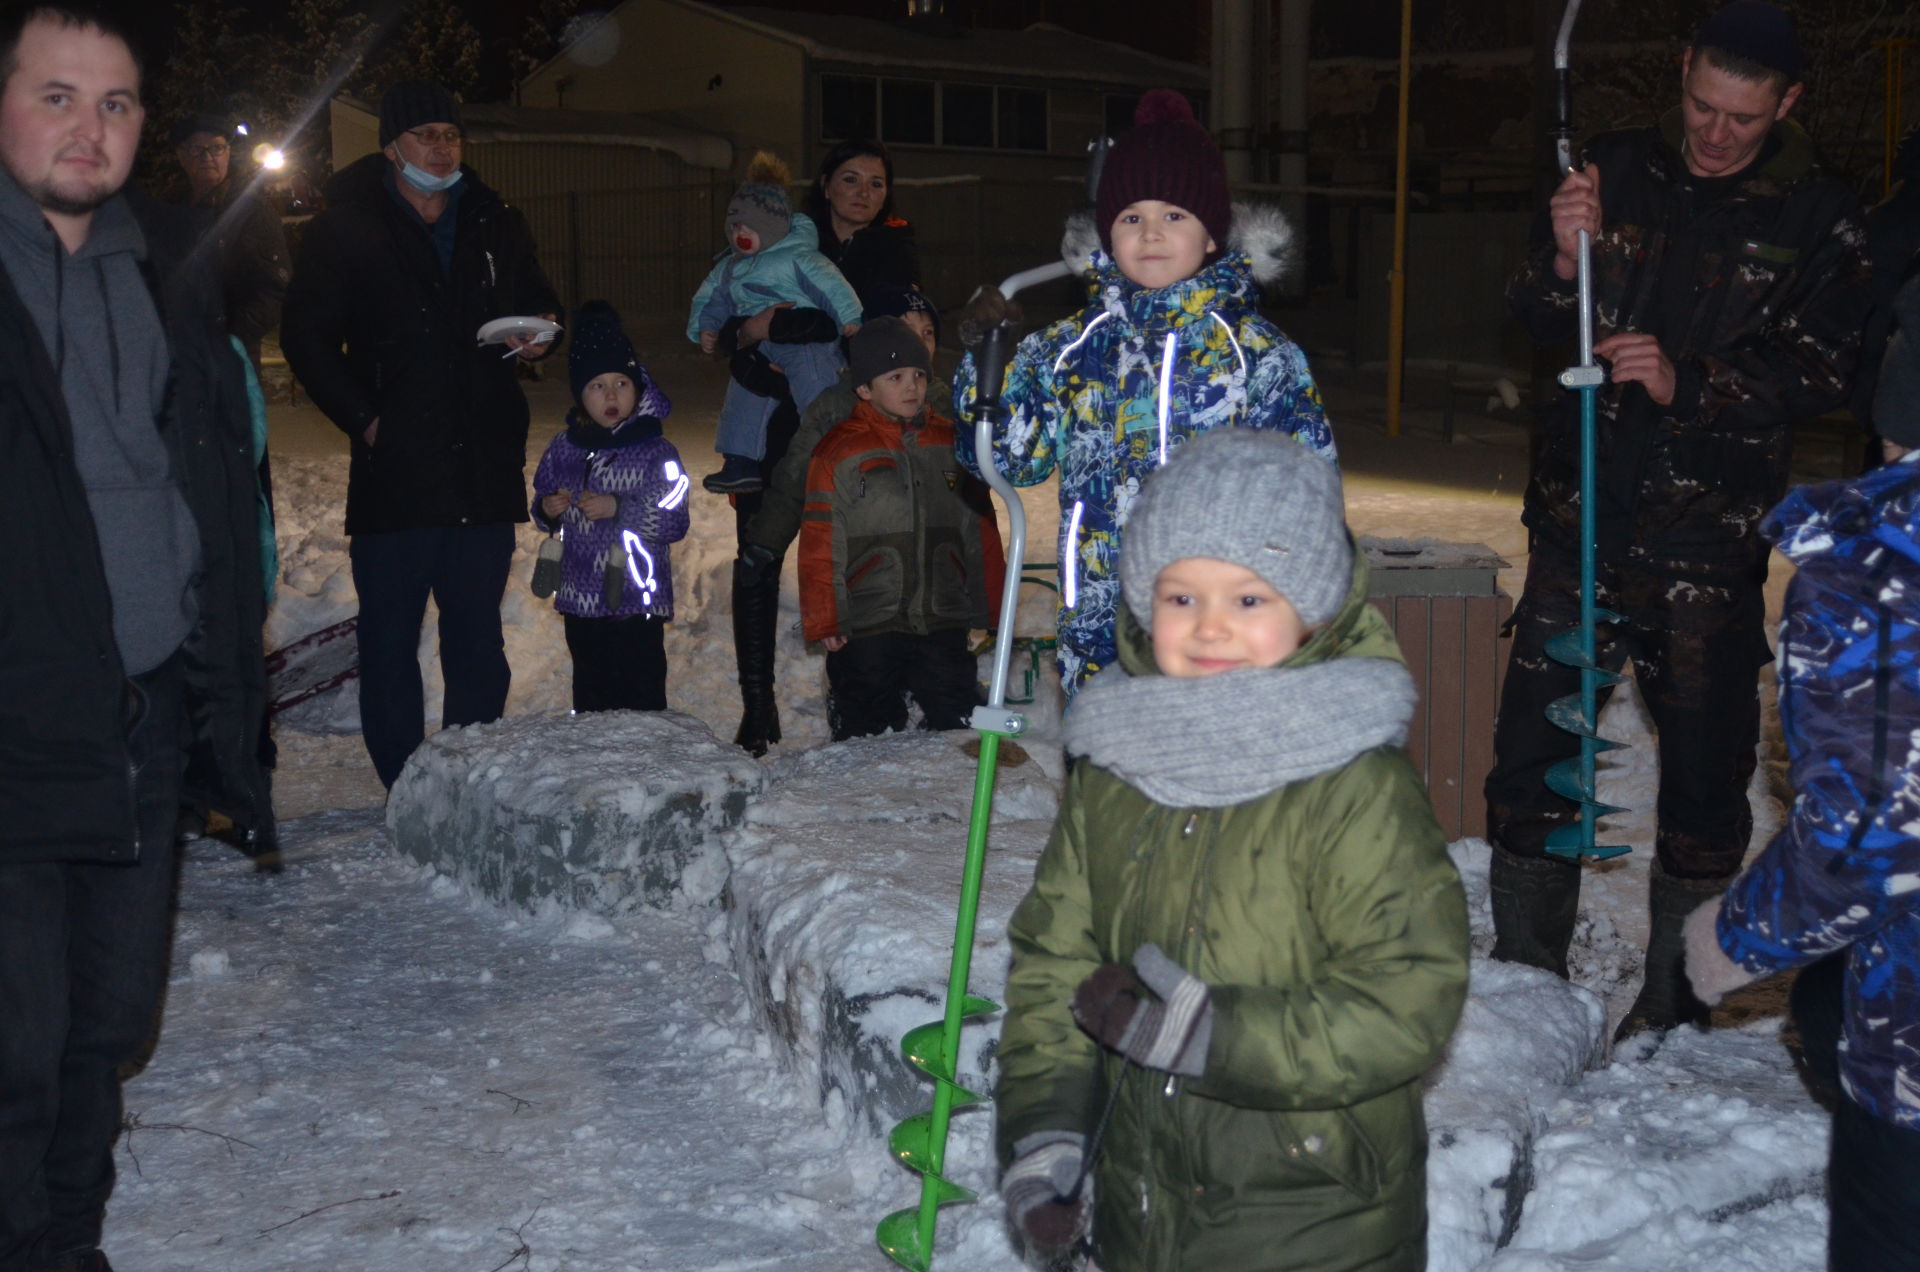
[532,303,691,711]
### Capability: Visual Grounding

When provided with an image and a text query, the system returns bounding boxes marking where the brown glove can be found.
[955,283,1024,349]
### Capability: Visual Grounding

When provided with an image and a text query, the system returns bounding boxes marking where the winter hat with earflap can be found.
[848,315,931,387]
[726,152,793,252]
[568,301,641,405]
[379,80,463,147]
[1095,89,1232,259]
[1120,429,1350,631]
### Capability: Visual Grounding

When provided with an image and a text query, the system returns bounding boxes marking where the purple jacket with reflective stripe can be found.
[531,410,691,619]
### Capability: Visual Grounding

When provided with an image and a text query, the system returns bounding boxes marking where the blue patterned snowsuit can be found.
[1715,453,1920,1129]
[954,250,1334,694]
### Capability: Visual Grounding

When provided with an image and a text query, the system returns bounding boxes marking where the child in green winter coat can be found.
[995,428,1470,1272]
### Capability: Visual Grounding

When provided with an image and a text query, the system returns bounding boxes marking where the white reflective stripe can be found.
[1062,500,1084,609]
[1210,311,1247,377]
[622,530,658,604]
[658,459,690,510]
[1156,333,1178,466]
[1051,311,1113,373]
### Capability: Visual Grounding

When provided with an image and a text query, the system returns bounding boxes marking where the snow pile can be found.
[387,710,765,913]
[712,730,1064,1130]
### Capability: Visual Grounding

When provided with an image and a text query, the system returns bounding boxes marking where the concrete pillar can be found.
[1213,0,1256,184]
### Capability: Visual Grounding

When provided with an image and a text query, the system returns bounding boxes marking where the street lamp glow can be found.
[254,144,286,170]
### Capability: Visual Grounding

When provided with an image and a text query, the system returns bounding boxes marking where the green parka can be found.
[995,556,1470,1272]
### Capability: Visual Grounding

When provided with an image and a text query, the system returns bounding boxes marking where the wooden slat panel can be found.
[1390,597,1432,801]
[1425,597,1468,840]
[1458,595,1508,840]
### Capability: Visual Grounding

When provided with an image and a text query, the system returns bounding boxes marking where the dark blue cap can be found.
[1694,1,1805,82]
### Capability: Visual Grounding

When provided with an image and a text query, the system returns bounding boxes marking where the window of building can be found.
[942,83,994,148]
[881,79,936,145]
[997,87,1048,151]
[821,75,877,141]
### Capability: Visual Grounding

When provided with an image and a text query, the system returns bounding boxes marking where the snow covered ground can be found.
[98,351,1843,1270]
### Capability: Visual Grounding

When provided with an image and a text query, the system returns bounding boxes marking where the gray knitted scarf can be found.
[1064,658,1418,808]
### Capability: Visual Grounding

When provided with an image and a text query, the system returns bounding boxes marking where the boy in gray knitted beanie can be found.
[995,428,1468,1269]
[689,151,865,494]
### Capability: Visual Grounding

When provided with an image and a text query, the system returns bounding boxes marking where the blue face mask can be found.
[399,159,463,194]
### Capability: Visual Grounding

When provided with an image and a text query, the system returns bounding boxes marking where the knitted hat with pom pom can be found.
[568,301,641,405]
[1095,89,1231,258]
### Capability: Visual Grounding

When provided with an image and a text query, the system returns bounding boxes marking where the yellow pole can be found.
[1883,39,1913,198]
[1385,0,1414,437]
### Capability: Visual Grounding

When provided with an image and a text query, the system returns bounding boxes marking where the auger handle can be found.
[973,320,1029,713]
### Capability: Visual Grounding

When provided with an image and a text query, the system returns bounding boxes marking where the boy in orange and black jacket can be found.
[799,317,1004,740]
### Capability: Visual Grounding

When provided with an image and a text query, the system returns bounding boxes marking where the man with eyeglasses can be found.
[283,80,561,789]
[167,112,288,375]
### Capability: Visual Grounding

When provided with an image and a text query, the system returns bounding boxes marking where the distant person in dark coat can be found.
[166,111,288,373]
[281,80,561,788]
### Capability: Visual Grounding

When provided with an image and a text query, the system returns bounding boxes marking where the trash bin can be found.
[1362,537,1511,841]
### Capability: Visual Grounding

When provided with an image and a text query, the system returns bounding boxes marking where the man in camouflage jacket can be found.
[1484,1,1872,1041]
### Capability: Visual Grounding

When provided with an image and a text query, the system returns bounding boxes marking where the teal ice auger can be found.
[1542,0,1630,861]
[876,260,1072,1271]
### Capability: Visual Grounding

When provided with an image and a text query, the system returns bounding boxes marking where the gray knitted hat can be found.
[1120,429,1350,631]
[727,151,792,251]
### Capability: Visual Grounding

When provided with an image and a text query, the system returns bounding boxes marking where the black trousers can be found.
[350,523,515,787]
[1483,543,1770,878]
[563,614,667,713]
[0,657,185,1271]
[1791,953,1920,1271]
[826,628,980,741]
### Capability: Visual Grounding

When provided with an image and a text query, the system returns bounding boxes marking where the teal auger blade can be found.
[1544,756,1628,811]
[1543,629,1628,675]
[1545,696,1630,743]
[1546,822,1631,860]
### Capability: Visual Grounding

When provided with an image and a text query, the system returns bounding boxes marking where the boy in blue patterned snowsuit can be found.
[1686,277,1920,1269]
[954,90,1333,697]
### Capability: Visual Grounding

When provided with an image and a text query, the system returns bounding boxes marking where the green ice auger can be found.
[1542,0,1630,861]
[876,292,1060,1270]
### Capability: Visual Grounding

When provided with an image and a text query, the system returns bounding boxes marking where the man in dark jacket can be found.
[0,6,271,1271]
[1484,0,1871,1043]
[282,81,560,788]
[167,112,288,373]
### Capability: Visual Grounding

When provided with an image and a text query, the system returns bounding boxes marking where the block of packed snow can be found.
[387,711,767,914]
[716,730,1065,1131]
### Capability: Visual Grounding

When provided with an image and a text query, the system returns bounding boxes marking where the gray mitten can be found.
[1002,1131,1089,1264]
[1071,943,1214,1076]
[956,283,1024,350]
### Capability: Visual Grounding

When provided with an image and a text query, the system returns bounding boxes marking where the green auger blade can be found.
[878,1209,932,1272]
[1543,629,1628,674]
[891,1111,988,1175]
[1546,822,1630,860]
[900,998,1000,1078]
[1544,756,1628,810]
[1545,696,1630,742]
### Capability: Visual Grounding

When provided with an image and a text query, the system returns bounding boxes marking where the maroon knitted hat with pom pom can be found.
[1095,89,1231,258]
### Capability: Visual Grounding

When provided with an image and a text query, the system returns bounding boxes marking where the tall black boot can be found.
[1488,837,1582,980]
[1614,861,1735,1044]
[732,554,782,757]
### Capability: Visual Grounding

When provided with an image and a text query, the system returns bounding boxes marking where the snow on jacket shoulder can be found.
[798,400,1004,644]
[952,201,1333,692]
[687,213,863,341]
[1716,454,1920,1128]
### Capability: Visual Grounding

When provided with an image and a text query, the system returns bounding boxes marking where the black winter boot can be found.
[1487,837,1582,980]
[1613,862,1735,1044]
[731,554,782,757]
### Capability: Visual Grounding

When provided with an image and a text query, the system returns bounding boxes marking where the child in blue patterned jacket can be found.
[532,303,692,713]
[690,151,863,495]
[954,89,1335,697]
[1685,277,1920,1268]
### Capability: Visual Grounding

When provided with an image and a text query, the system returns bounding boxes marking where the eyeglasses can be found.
[180,143,229,160]
[405,127,463,148]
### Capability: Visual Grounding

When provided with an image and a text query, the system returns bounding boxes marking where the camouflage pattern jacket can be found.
[1509,117,1870,582]
[955,204,1335,694]
[1715,454,1920,1129]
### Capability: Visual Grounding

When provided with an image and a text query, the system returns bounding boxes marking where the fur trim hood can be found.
[1059,201,1297,288]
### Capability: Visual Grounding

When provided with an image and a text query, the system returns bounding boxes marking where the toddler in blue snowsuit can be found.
[690,152,863,494]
